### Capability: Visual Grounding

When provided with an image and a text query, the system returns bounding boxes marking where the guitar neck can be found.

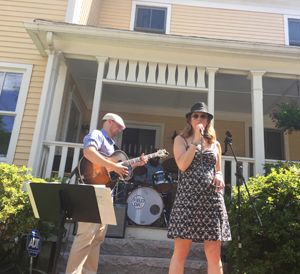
[123,152,162,166]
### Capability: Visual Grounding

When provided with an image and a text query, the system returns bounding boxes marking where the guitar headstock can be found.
[156,149,169,158]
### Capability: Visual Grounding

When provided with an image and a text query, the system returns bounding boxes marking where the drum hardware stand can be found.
[223,131,262,273]
[160,193,169,227]
[112,180,129,205]
[162,208,168,226]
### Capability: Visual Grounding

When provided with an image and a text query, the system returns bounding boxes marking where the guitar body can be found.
[78,149,169,187]
[78,150,130,186]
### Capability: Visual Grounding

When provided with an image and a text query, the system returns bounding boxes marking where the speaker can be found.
[106,204,127,238]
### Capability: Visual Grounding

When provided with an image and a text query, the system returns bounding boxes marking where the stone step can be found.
[101,238,205,261]
[59,229,208,273]
[58,254,206,274]
[98,254,207,274]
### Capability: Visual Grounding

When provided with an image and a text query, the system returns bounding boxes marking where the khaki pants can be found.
[65,222,107,274]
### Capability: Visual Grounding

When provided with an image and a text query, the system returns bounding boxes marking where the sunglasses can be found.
[191,113,208,119]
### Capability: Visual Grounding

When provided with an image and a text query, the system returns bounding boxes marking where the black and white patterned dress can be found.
[167,141,231,242]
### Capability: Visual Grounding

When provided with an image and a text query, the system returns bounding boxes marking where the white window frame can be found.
[0,62,32,163]
[130,1,171,34]
[284,15,300,46]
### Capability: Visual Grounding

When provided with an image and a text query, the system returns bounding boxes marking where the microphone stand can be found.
[223,132,262,273]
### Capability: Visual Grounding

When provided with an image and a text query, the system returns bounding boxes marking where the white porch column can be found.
[250,70,266,175]
[90,56,107,131]
[28,51,61,175]
[46,55,68,140]
[206,67,218,120]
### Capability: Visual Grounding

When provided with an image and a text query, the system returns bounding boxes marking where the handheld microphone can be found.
[199,125,205,135]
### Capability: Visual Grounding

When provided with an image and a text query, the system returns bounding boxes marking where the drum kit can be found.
[125,170,176,226]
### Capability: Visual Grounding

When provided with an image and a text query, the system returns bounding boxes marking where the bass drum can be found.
[127,187,163,225]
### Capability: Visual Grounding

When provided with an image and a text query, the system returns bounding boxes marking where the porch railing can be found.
[40,141,283,186]
[222,155,255,187]
[41,141,83,179]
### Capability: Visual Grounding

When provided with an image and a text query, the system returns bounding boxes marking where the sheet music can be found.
[94,185,117,225]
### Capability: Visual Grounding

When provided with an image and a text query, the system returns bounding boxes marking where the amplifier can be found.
[106,204,127,238]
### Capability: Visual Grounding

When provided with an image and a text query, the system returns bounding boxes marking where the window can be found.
[249,128,284,160]
[285,16,300,46]
[121,128,156,157]
[115,123,162,157]
[134,5,167,34]
[264,129,284,160]
[288,18,300,46]
[0,63,32,163]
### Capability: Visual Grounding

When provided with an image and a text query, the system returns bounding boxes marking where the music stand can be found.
[26,182,116,274]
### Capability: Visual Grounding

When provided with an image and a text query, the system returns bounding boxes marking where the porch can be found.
[31,54,300,181]
[35,52,299,184]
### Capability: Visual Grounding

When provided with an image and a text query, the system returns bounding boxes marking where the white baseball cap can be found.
[102,113,126,129]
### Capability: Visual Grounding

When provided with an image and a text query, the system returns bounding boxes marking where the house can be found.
[1,0,300,230]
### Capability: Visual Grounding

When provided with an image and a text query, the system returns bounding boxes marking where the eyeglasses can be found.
[191,113,208,119]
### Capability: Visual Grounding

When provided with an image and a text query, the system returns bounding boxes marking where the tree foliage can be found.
[225,165,300,274]
[270,102,300,132]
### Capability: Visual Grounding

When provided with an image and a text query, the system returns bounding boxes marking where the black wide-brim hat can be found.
[185,102,214,120]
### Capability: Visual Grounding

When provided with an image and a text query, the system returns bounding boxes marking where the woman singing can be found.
[168,102,231,274]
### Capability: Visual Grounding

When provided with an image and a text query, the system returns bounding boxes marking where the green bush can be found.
[264,161,300,176]
[225,165,300,274]
[0,163,46,269]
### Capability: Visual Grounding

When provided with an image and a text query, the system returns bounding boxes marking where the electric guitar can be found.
[77,149,169,187]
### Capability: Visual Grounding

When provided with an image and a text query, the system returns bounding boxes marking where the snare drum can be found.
[152,171,173,193]
[127,187,163,225]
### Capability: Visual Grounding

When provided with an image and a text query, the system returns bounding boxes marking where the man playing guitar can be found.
[66,113,146,274]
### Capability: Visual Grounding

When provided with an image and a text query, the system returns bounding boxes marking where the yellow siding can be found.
[171,5,285,45]
[0,0,68,166]
[93,1,285,45]
[288,132,300,161]
[215,120,245,157]
[96,0,132,30]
